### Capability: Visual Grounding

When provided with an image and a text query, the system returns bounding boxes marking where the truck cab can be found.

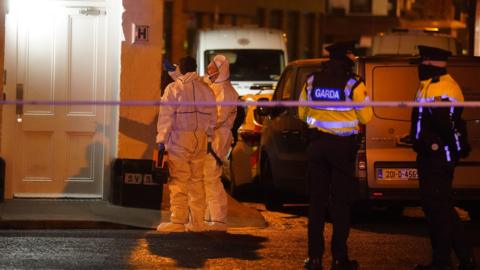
[196,26,288,97]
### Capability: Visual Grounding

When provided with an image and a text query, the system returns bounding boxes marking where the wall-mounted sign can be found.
[132,24,149,43]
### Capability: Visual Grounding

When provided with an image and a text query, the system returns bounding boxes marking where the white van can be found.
[195,26,288,97]
[371,29,458,56]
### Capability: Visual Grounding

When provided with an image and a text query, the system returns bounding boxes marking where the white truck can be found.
[195,26,288,97]
[371,28,458,56]
[195,27,288,193]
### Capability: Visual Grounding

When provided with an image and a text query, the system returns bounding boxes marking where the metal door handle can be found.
[396,134,413,147]
[16,83,23,123]
[79,8,106,16]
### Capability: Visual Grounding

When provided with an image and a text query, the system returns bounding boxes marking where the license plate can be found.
[376,168,418,181]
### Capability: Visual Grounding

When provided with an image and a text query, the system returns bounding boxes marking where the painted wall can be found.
[0,0,4,152]
[118,0,163,159]
[476,0,480,56]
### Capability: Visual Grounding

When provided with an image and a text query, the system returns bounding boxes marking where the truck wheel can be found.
[260,157,283,211]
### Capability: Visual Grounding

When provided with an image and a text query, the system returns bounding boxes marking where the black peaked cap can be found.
[325,41,356,59]
[418,45,451,61]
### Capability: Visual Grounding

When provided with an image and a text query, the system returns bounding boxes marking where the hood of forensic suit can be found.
[177,71,200,85]
[212,54,230,83]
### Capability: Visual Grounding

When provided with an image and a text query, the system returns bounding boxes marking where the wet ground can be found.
[0,202,479,270]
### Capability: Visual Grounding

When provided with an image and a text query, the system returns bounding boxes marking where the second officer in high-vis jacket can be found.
[410,45,477,270]
[300,41,372,270]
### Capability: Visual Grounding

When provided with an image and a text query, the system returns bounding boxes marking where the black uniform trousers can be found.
[417,153,473,266]
[307,129,358,261]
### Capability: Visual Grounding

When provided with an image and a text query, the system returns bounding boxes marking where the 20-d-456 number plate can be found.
[376,168,418,181]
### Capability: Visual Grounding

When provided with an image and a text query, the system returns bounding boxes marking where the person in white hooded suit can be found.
[156,56,217,233]
[204,55,239,231]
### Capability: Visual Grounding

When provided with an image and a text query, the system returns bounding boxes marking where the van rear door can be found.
[360,56,480,200]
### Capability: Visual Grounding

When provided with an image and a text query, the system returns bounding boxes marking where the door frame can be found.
[1,0,121,199]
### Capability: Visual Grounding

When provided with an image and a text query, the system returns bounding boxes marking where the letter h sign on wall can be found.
[132,24,149,43]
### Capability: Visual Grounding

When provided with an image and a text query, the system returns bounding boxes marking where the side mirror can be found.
[255,97,271,117]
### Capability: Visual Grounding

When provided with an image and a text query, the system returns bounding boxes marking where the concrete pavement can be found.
[0,195,266,229]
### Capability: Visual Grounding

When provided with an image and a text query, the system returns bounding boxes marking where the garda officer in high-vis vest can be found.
[410,46,477,270]
[300,41,372,270]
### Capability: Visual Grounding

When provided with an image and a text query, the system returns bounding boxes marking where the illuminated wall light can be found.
[8,0,61,20]
[9,0,48,13]
[424,27,439,32]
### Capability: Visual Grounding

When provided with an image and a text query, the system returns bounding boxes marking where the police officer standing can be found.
[300,41,372,270]
[410,45,477,270]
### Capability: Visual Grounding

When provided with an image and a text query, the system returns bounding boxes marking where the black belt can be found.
[308,128,357,142]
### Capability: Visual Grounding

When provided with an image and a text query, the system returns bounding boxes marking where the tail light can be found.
[357,150,366,170]
[357,124,367,170]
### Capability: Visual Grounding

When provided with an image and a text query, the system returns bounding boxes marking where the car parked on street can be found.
[257,56,480,216]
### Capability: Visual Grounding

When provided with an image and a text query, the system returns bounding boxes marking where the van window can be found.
[281,69,294,100]
[294,66,323,99]
[371,65,418,121]
[204,49,285,81]
[273,67,293,101]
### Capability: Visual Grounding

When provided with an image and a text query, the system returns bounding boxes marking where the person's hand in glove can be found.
[157,143,166,153]
[156,143,166,168]
[207,141,213,154]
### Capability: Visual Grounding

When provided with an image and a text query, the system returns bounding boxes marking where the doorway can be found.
[2,0,121,198]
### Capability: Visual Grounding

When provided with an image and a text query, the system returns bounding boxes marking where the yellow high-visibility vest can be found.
[298,74,372,136]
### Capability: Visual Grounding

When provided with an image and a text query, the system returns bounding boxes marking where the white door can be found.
[3,1,108,198]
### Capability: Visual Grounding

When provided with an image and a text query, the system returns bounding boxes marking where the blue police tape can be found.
[3,99,480,107]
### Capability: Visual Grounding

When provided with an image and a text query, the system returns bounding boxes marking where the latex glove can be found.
[157,143,166,152]
[163,58,176,72]
[207,142,213,154]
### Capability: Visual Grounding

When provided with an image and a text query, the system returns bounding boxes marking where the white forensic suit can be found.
[156,71,217,232]
[204,55,239,230]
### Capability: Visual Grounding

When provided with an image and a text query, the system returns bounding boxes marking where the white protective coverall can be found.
[156,71,217,231]
[204,55,239,227]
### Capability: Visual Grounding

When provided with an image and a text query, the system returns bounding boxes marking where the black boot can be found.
[331,259,358,270]
[304,257,322,270]
[459,257,478,270]
[413,263,452,270]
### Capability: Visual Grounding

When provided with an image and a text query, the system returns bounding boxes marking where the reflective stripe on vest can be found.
[444,145,451,162]
[306,116,359,136]
[454,132,461,153]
